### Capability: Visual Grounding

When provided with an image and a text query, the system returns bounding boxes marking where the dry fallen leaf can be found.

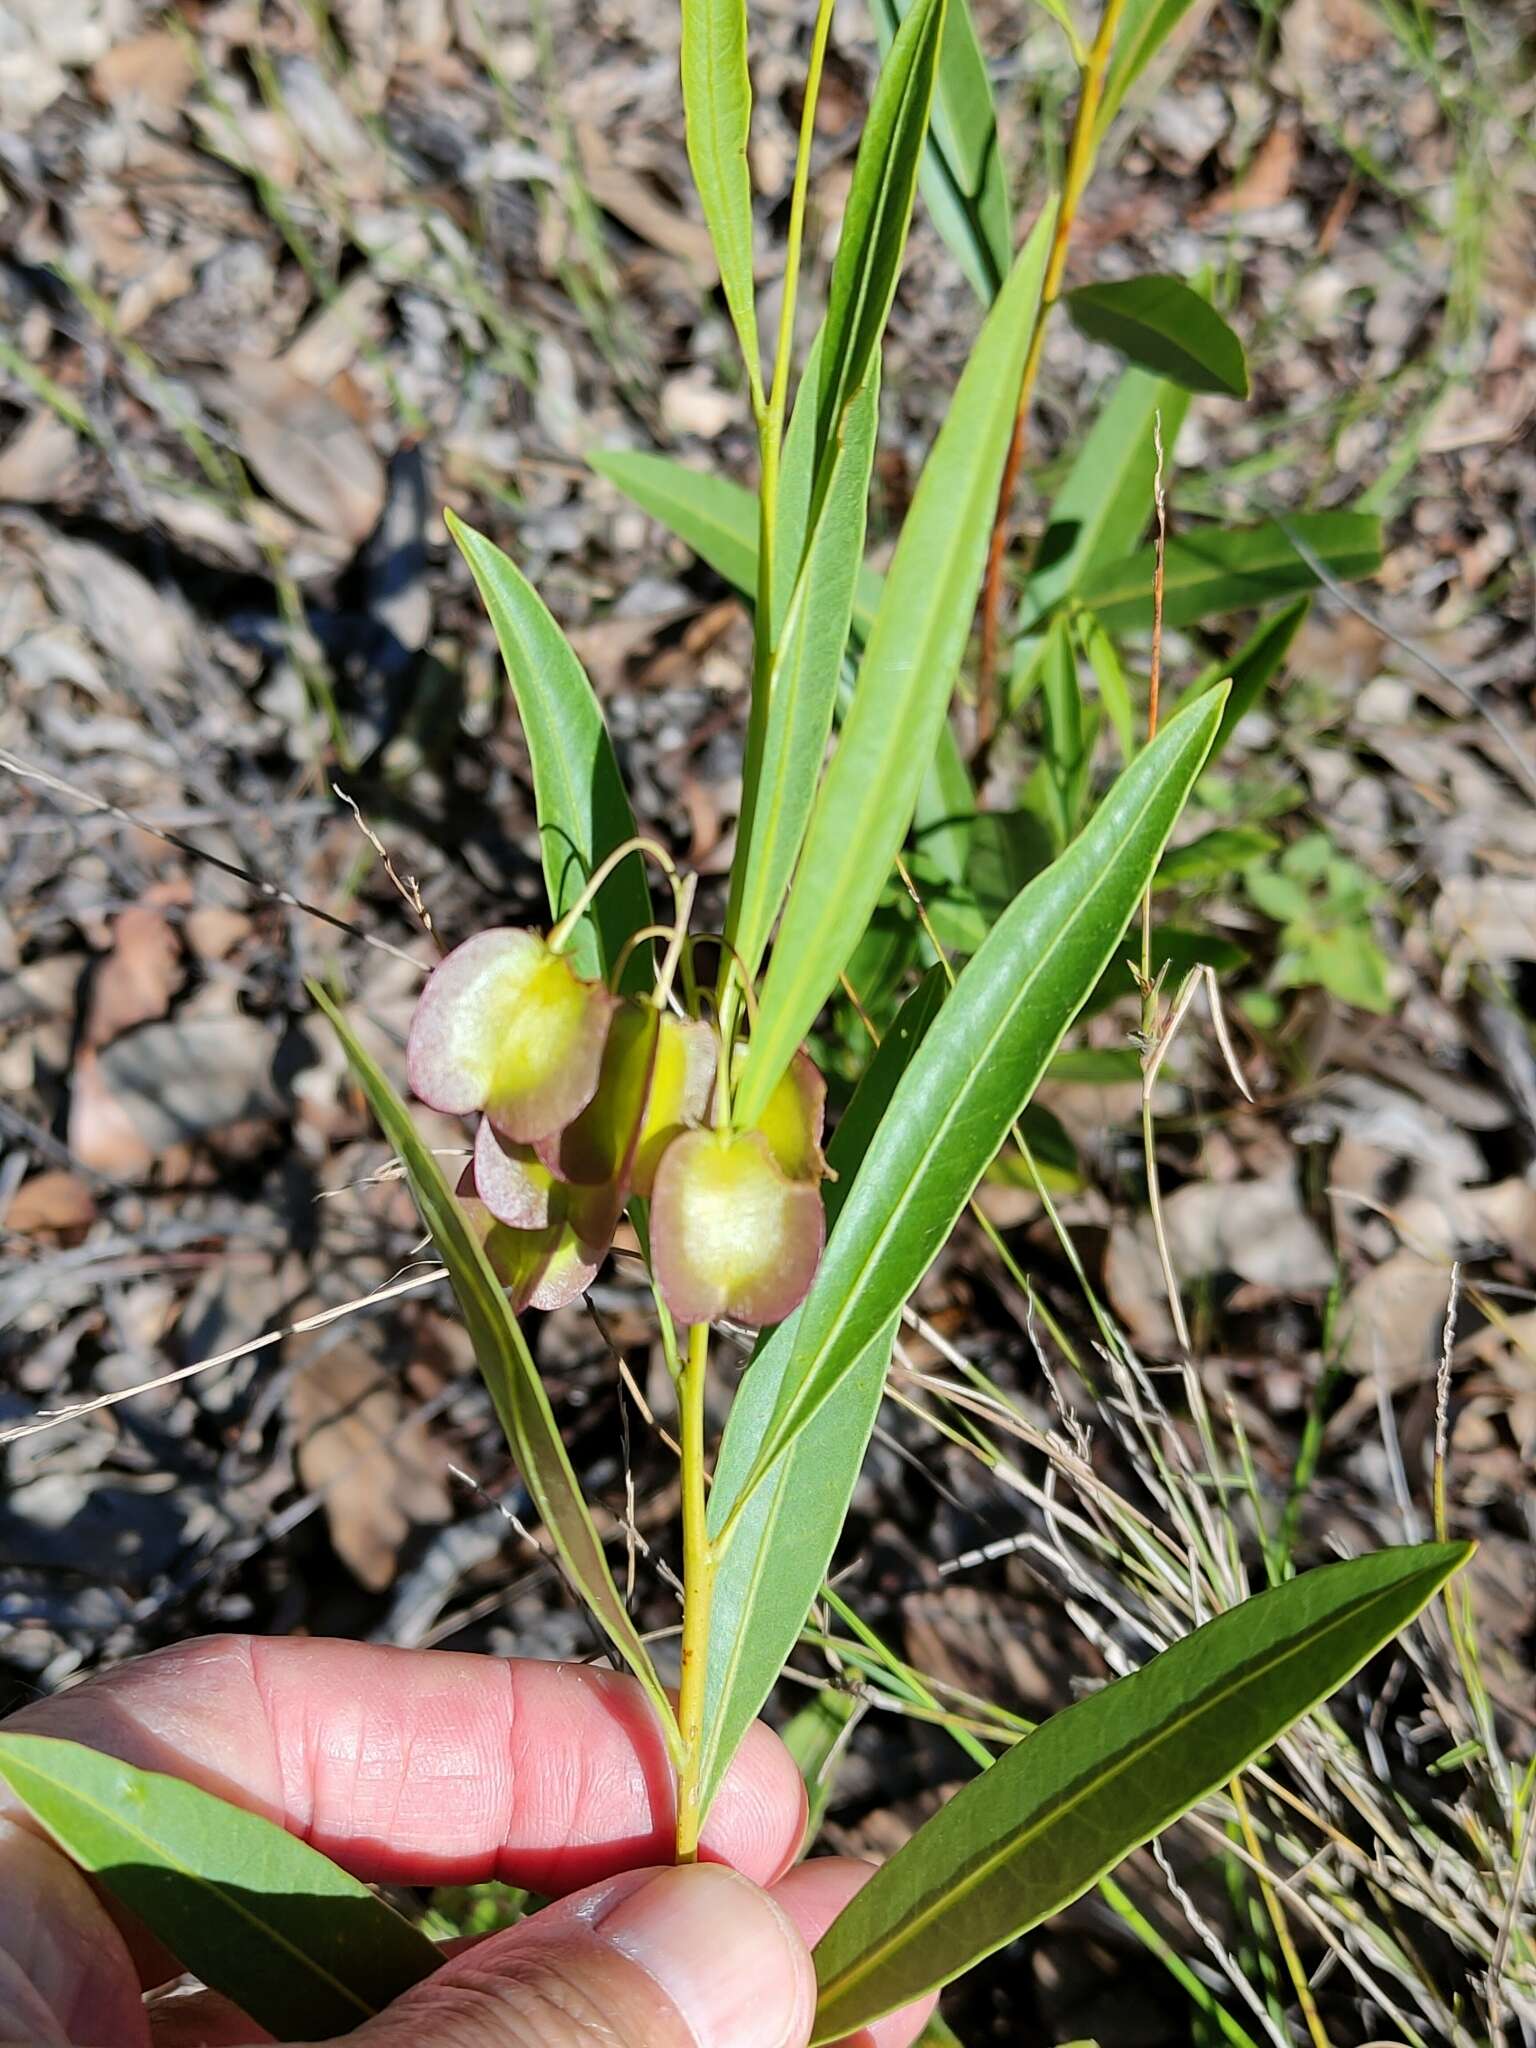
[1193,122,1300,221]
[2,1169,97,1240]
[287,1342,452,1590]
[215,356,387,545]
[81,897,186,1052]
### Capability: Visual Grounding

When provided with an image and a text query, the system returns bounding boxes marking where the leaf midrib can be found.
[750,723,1194,1490]
[0,1743,377,2018]
[815,1567,1437,2013]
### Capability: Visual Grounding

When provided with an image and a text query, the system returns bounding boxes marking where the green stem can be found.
[674,1320,716,1861]
[719,0,838,1058]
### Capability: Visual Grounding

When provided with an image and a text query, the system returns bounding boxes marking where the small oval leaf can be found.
[0,1733,440,2039]
[1064,275,1249,398]
[810,1541,1473,2040]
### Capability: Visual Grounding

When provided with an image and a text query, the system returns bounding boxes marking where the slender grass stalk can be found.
[1231,1776,1332,2048]
[976,0,1131,742]
[675,1318,716,1860]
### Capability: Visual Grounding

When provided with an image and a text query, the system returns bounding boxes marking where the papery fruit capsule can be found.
[746,1046,826,1183]
[407,927,613,1144]
[458,1169,600,1314]
[650,1127,824,1328]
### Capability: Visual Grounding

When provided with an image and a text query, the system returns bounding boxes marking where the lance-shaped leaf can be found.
[447,512,651,988]
[311,984,677,1747]
[698,971,950,1818]
[1075,512,1383,634]
[1094,0,1207,142]
[1178,593,1311,766]
[680,0,760,396]
[726,686,1224,1520]
[808,0,945,481]
[1018,361,1194,631]
[735,208,1056,1131]
[727,361,881,986]
[810,1542,1471,2039]
[1065,275,1248,397]
[0,1734,439,2039]
[588,447,886,643]
[872,0,1011,305]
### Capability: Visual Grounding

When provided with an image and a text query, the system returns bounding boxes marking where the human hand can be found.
[0,1636,935,2048]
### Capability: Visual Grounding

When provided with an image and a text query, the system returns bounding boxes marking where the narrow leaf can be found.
[1065,275,1248,397]
[811,0,945,471]
[1095,0,1206,141]
[588,451,758,596]
[1076,513,1382,634]
[699,971,950,1816]
[447,512,650,986]
[1018,362,1193,630]
[872,0,1012,305]
[728,362,881,985]
[1075,609,1136,762]
[737,208,1056,1130]
[730,686,1224,1517]
[0,1734,439,2039]
[810,1542,1471,2038]
[1039,613,1091,848]
[680,0,761,394]
[590,445,886,641]
[1180,593,1311,764]
[310,985,676,1742]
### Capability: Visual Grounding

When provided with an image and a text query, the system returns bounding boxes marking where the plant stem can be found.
[976,0,1130,749]
[720,0,837,1060]
[674,1319,716,1861]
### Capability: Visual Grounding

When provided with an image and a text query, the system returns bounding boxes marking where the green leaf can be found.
[1018,363,1193,630]
[698,973,950,1819]
[1155,824,1279,887]
[1181,594,1311,765]
[1095,0,1204,141]
[588,451,758,595]
[588,449,886,642]
[872,0,1012,305]
[0,1734,439,2038]
[782,1688,863,1844]
[447,513,650,987]
[1075,513,1383,635]
[1074,610,1136,762]
[680,0,760,396]
[1064,276,1248,398]
[809,1541,1472,2039]
[736,208,1056,1130]
[1039,613,1093,849]
[728,361,881,986]
[810,0,945,473]
[1044,1045,1143,1084]
[310,985,676,1744]
[729,686,1224,1513]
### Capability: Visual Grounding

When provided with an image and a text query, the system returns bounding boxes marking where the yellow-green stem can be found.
[720,0,837,1059]
[675,1319,716,1861]
[977,0,1131,741]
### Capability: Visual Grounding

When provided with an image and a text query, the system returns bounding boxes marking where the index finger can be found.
[2,1635,806,1897]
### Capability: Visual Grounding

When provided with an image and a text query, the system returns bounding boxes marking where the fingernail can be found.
[596,1863,813,2048]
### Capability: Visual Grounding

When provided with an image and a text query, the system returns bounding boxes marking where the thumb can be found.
[342,1864,816,2048]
